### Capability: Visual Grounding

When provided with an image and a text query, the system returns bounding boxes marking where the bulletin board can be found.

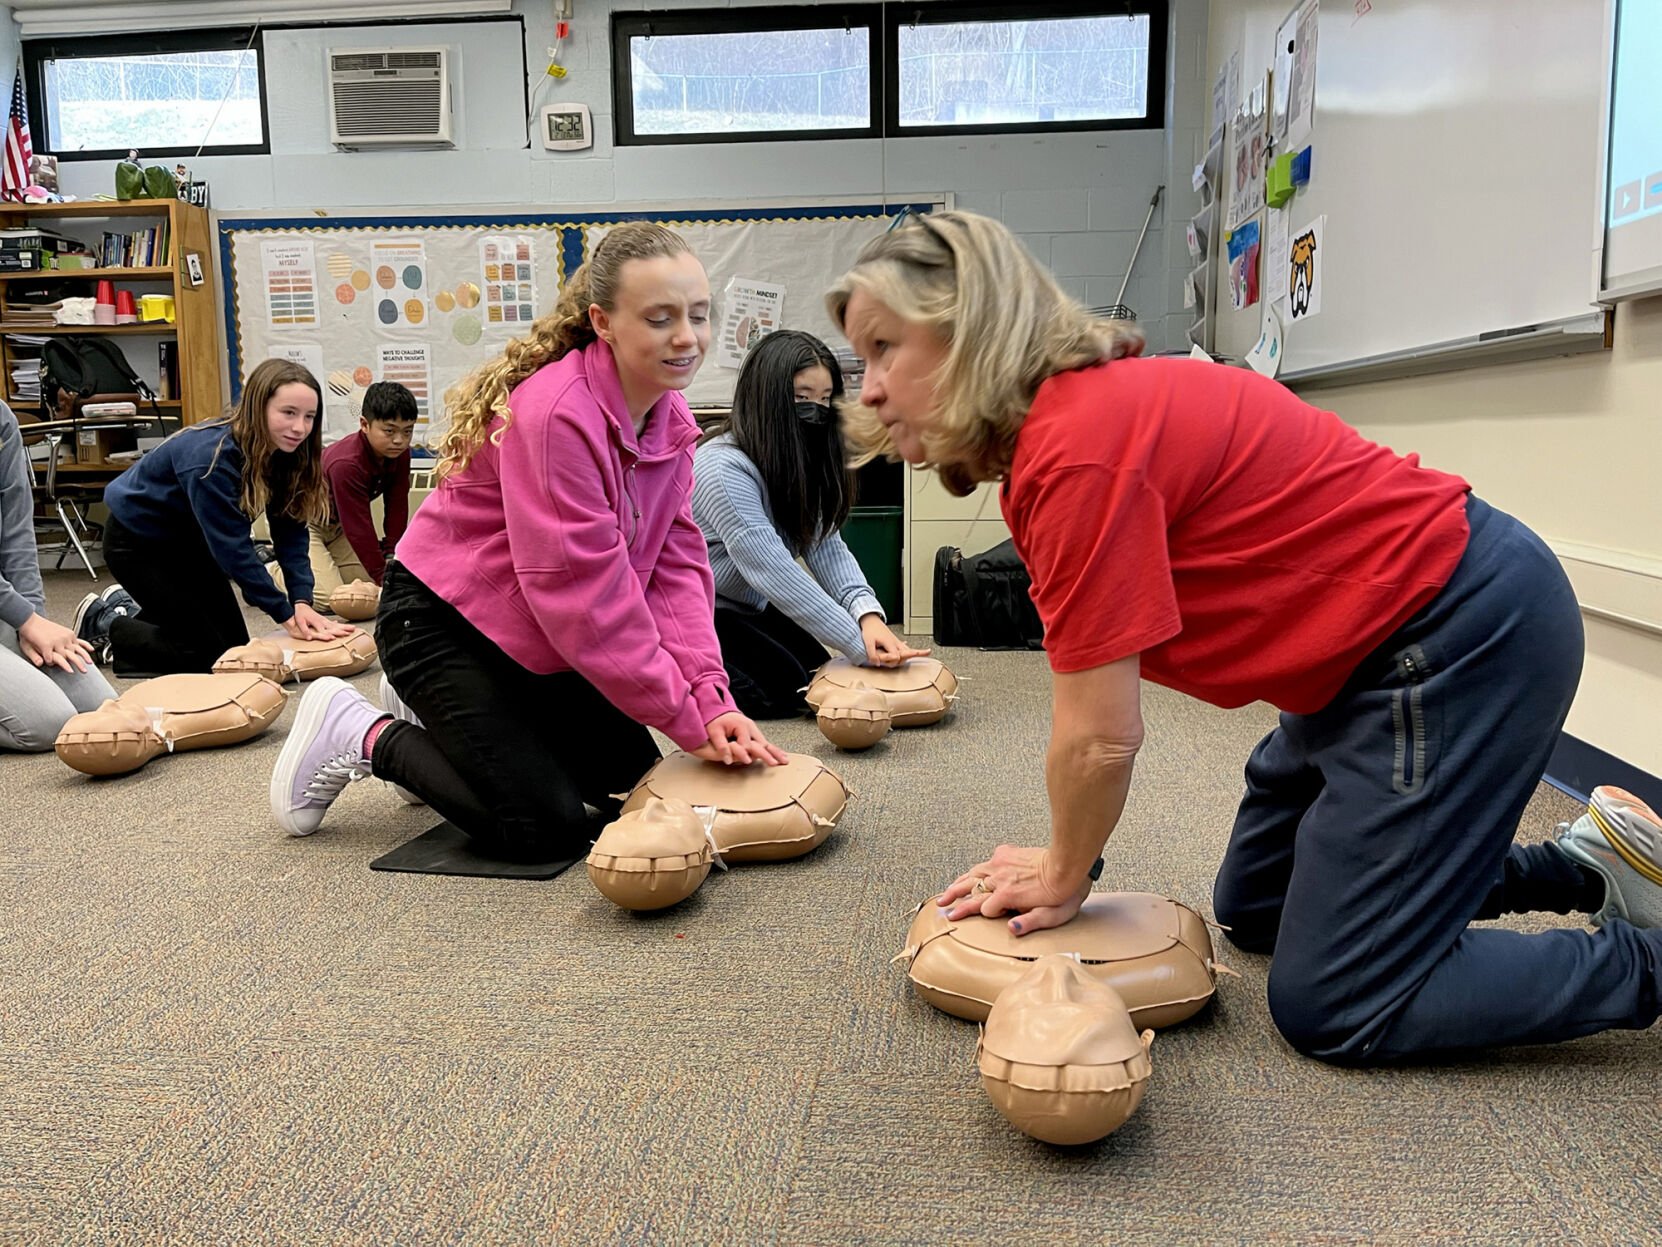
[219,201,942,446]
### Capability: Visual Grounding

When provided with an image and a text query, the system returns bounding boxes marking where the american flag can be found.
[3,69,32,202]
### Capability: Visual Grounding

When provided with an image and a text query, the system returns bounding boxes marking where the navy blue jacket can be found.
[104,422,313,622]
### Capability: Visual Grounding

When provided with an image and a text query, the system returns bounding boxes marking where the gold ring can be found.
[972,879,989,894]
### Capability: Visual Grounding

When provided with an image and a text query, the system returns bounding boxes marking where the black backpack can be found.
[40,337,155,414]
[933,539,1046,650]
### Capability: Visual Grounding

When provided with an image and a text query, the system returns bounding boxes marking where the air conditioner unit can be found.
[328,47,454,151]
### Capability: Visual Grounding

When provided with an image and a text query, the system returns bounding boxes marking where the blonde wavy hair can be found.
[435,221,694,479]
[826,210,1144,497]
[201,358,330,524]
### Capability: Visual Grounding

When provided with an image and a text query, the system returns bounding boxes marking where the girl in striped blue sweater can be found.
[692,330,926,718]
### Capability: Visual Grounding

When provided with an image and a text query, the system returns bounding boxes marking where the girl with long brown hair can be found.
[98,358,352,676]
[270,222,785,861]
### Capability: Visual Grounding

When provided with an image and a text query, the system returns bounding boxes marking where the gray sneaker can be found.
[1551,785,1662,929]
[378,673,426,806]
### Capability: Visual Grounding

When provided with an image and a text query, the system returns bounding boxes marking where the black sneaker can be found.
[72,592,106,646]
[99,582,141,621]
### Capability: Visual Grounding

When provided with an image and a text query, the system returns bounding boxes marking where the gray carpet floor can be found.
[2,569,1656,1246]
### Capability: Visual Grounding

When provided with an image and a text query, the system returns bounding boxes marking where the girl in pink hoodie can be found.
[270,222,785,861]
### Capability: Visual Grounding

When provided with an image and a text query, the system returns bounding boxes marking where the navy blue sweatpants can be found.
[1213,496,1662,1063]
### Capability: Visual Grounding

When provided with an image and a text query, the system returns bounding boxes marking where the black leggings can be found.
[373,561,662,861]
[712,603,830,719]
[103,513,249,676]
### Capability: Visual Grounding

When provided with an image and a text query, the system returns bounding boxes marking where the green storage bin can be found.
[841,505,904,622]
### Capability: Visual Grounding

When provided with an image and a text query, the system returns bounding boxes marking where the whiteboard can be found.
[1212,0,1606,379]
[219,201,941,446]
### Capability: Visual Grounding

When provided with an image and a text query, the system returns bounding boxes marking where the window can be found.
[26,28,270,160]
[889,3,1166,135]
[612,3,1165,146]
[613,7,879,145]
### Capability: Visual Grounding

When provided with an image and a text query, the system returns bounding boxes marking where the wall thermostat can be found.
[539,103,594,151]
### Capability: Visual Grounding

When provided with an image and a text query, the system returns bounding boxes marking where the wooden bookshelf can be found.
[0,198,221,428]
[0,266,175,281]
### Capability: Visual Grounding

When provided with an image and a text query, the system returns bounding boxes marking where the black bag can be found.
[933,539,1045,650]
[40,337,155,414]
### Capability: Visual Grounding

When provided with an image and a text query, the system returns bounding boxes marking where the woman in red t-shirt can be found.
[826,211,1662,1063]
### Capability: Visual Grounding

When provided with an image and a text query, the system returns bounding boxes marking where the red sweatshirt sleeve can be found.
[644,491,733,725]
[381,457,410,563]
[500,400,713,751]
[324,450,387,583]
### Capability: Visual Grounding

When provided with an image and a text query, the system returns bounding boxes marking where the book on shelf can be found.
[98,223,170,269]
[157,341,177,401]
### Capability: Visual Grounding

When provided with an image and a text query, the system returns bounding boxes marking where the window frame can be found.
[884,0,1168,138]
[611,4,883,147]
[24,26,272,162]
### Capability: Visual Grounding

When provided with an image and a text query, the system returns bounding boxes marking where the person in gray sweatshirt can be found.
[0,403,116,750]
[692,330,926,717]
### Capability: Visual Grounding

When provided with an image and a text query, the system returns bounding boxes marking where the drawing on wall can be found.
[1288,216,1324,320]
[1227,217,1262,310]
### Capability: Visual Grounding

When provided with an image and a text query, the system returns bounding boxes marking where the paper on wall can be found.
[1263,206,1292,307]
[1226,80,1270,233]
[1245,301,1284,378]
[377,342,434,444]
[1287,215,1325,321]
[1227,217,1262,311]
[1285,0,1320,149]
[715,277,785,370]
[264,341,324,384]
[479,235,538,332]
[261,240,318,329]
[368,240,429,332]
[1271,4,1299,142]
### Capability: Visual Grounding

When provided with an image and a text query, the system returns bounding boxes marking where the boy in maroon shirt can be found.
[312,382,415,598]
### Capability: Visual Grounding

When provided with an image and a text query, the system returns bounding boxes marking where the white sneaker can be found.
[378,673,426,805]
[1551,785,1662,929]
[269,677,381,836]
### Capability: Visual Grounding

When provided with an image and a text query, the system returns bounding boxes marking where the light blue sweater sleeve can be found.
[692,436,878,663]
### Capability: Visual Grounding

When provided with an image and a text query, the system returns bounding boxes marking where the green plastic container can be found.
[841,505,904,622]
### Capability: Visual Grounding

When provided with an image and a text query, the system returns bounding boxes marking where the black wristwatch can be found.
[1088,856,1105,882]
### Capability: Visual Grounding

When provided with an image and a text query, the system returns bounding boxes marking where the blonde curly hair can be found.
[825,211,1144,497]
[435,221,694,479]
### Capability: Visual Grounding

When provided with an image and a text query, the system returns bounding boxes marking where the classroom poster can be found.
[369,239,429,331]
[1272,5,1299,141]
[266,342,325,385]
[260,240,318,329]
[1288,215,1325,320]
[378,343,434,442]
[1226,80,1270,232]
[1285,0,1321,149]
[1263,206,1292,306]
[478,235,538,331]
[715,277,785,369]
[1227,217,1262,310]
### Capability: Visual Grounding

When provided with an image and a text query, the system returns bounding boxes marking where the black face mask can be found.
[794,400,833,425]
